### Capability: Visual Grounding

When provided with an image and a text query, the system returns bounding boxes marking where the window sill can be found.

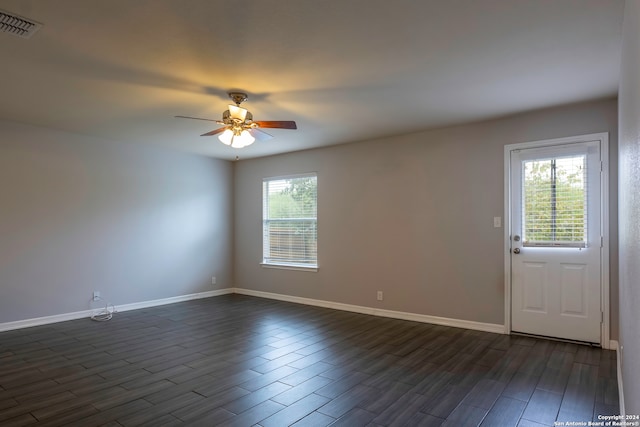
[260,263,318,272]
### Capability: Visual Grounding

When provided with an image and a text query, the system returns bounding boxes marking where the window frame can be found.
[261,173,318,272]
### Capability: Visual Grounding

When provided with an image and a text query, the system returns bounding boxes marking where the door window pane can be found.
[522,155,587,247]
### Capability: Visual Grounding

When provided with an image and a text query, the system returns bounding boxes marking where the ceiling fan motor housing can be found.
[228,92,248,106]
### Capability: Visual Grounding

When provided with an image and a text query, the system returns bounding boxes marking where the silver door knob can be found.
[513,248,521,254]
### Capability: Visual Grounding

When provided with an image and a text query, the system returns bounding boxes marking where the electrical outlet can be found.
[212,276,216,285]
[377,291,383,301]
[93,291,100,301]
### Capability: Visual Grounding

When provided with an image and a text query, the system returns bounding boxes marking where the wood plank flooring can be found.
[0,294,619,426]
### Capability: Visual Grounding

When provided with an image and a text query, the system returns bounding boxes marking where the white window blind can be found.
[522,155,588,247]
[263,174,317,267]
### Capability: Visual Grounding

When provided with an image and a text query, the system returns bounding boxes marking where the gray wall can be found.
[618,0,639,414]
[235,98,618,332]
[0,120,233,323]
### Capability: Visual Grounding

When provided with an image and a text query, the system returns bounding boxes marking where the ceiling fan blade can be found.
[254,121,297,130]
[248,128,273,141]
[175,115,219,123]
[201,127,227,137]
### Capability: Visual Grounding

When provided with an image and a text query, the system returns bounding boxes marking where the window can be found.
[262,174,317,269]
[522,154,588,247]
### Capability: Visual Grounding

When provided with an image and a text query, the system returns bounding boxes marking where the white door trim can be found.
[503,132,610,348]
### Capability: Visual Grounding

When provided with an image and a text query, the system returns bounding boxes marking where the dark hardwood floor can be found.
[0,294,619,426]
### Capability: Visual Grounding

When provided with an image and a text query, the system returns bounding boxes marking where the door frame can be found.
[503,132,611,349]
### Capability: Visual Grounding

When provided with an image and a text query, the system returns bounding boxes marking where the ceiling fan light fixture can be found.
[231,130,256,148]
[218,128,255,148]
[218,129,234,145]
[228,104,248,121]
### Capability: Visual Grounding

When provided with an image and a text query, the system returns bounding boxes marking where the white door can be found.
[510,140,602,343]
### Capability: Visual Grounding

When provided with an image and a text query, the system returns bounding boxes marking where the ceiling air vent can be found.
[0,9,42,39]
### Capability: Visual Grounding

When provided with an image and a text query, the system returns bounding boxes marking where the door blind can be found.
[521,155,588,247]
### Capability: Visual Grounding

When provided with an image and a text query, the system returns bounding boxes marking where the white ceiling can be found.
[0,0,625,160]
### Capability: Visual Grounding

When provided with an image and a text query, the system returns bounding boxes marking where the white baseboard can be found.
[0,288,233,332]
[0,308,96,332]
[610,340,626,417]
[115,289,232,313]
[232,288,505,334]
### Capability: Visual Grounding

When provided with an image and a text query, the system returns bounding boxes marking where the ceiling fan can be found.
[176,92,297,148]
